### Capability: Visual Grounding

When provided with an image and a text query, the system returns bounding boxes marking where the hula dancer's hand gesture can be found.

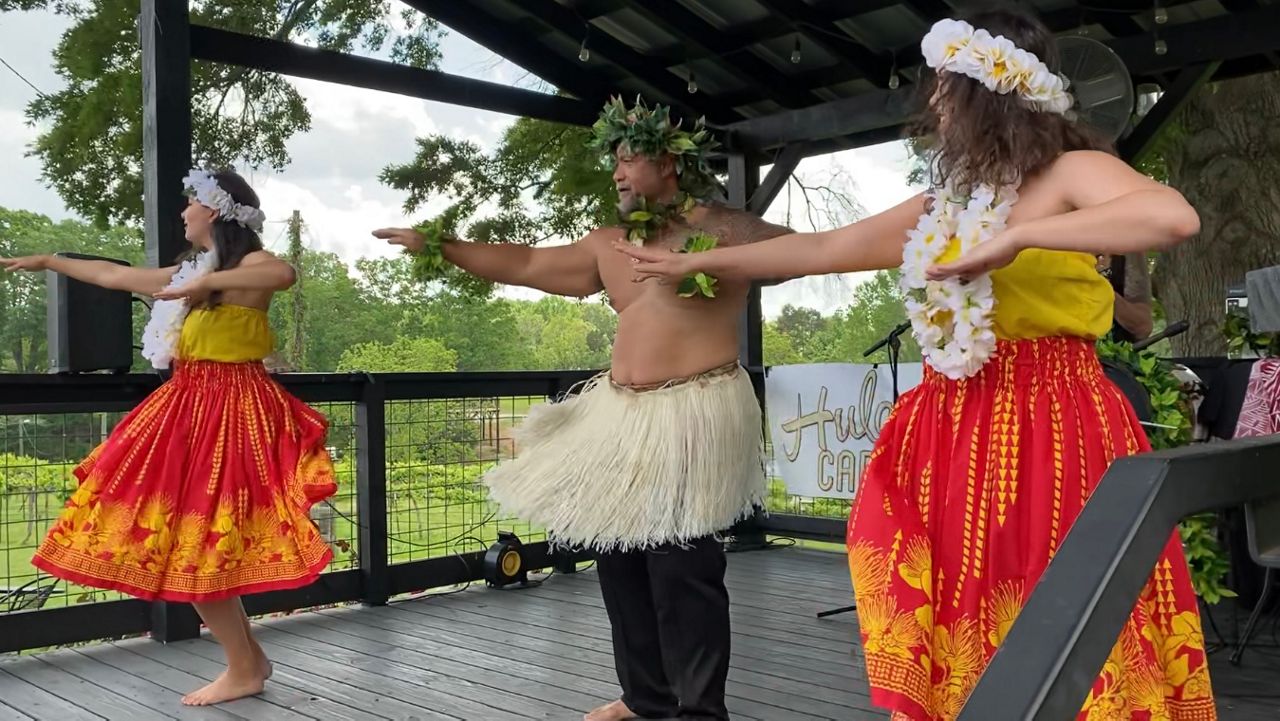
[373,220,452,283]
[1,255,51,272]
[153,275,213,304]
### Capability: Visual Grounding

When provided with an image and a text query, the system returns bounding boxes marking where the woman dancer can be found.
[2,169,336,706]
[617,8,1213,719]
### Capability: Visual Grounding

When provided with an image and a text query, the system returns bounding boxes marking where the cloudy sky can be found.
[0,5,922,318]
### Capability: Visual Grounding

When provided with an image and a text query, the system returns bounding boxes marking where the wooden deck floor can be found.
[1,546,1277,720]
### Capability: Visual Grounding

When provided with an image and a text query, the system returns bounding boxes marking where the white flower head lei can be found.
[140,168,261,370]
[901,19,1073,380]
[180,169,267,233]
[920,18,1074,116]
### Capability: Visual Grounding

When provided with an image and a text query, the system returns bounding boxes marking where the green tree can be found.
[336,336,476,464]
[0,207,148,372]
[336,335,457,374]
[763,322,804,366]
[268,247,401,371]
[809,271,920,364]
[774,304,829,358]
[395,292,531,371]
[511,296,613,370]
[17,1,444,225]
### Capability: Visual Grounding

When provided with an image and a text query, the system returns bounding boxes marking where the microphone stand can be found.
[816,320,911,620]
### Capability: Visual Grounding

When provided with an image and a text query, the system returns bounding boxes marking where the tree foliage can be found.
[16,0,444,226]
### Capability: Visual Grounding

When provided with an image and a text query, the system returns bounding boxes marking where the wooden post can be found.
[727,152,768,549]
[357,379,390,606]
[140,0,200,643]
[140,0,193,269]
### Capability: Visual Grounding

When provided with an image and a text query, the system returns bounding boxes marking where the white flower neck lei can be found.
[140,250,218,370]
[900,181,1017,380]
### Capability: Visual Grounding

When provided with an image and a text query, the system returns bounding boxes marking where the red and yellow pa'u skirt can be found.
[848,337,1215,720]
[32,361,337,602]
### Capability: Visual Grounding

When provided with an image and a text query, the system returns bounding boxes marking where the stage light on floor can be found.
[483,531,528,588]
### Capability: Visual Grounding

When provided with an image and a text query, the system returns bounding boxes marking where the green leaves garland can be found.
[677,232,719,298]
[406,217,452,284]
[588,95,720,200]
[617,193,719,299]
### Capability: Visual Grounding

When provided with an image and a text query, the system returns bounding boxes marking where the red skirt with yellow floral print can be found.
[32,361,337,603]
[847,337,1215,720]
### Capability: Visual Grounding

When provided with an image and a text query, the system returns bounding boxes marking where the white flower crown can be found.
[921,18,1074,116]
[182,169,267,233]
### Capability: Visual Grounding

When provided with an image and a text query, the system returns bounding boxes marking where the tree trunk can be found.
[1156,72,1280,355]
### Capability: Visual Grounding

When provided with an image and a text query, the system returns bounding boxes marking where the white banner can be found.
[765,363,923,500]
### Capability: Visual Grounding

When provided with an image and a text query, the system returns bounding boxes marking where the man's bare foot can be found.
[181,668,267,706]
[584,699,638,721]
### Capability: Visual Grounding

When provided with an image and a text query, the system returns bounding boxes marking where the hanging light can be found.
[687,70,698,94]
[1153,1,1169,25]
[1154,38,1168,56]
[578,31,590,62]
[790,36,802,64]
[887,55,900,89]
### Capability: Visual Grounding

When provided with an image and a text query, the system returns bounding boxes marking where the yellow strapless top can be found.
[177,304,274,363]
[989,249,1113,340]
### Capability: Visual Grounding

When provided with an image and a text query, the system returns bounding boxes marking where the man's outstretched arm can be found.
[373,227,605,298]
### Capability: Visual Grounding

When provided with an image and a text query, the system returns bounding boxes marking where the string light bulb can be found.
[687,71,698,94]
[790,36,802,64]
[578,27,590,62]
[888,55,899,89]
[1154,38,1168,55]
[1154,2,1169,25]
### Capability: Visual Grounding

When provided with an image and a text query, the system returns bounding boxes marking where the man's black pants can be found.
[594,535,731,720]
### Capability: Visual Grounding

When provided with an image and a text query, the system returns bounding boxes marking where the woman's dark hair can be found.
[180,168,264,306]
[909,5,1112,193]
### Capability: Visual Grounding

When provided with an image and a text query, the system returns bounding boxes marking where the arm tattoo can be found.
[700,205,793,247]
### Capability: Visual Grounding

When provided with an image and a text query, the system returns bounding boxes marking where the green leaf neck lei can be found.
[618,193,719,299]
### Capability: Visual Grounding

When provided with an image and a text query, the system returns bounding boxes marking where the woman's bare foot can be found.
[584,699,637,721]
[181,667,268,706]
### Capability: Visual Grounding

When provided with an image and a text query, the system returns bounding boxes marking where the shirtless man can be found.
[373,97,789,721]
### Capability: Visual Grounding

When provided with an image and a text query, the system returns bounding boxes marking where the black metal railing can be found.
[0,369,601,652]
[960,435,1280,721]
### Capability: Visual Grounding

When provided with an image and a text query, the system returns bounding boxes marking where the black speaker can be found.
[46,253,134,374]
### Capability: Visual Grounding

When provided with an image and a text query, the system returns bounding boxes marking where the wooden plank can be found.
[256,614,596,716]
[3,652,164,721]
[0,699,35,720]
[86,640,330,721]
[0,667,102,721]
[337,605,815,721]
[344,601,869,716]
[248,618,570,718]
[121,636,457,721]
[190,26,598,128]
[37,647,234,721]
[390,591,871,716]
[394,586,860,672]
